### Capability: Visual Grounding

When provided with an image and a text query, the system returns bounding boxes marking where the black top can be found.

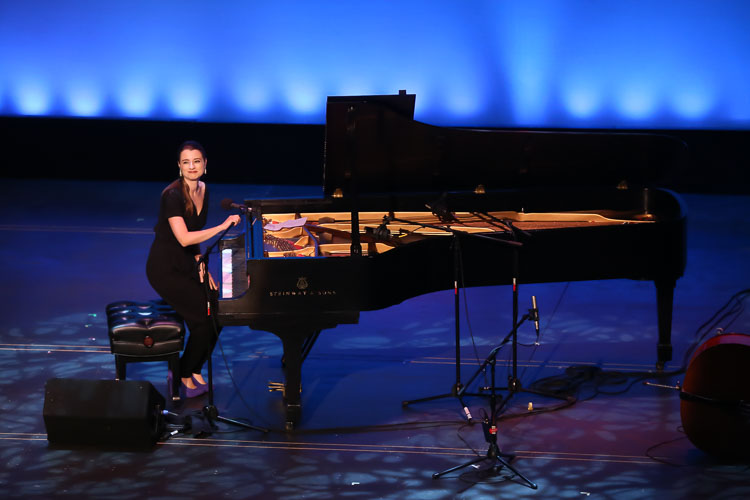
[149,183,209,277]
[153,183,208,261]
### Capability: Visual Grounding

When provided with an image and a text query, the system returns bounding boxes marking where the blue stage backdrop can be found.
[1,1,749,129]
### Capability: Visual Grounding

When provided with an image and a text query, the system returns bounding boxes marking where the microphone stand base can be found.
[202,404,269,434]
[432,442,537,490]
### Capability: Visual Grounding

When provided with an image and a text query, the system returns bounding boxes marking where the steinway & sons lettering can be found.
[268,276,336,297]
[268,290,337,297]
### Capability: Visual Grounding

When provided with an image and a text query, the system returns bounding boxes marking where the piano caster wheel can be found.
[284,403,301,432]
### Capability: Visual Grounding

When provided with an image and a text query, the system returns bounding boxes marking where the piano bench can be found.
[105,300,185,401]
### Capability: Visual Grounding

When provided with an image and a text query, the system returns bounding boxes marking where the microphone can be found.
[373,216,391,241]
[221,198,250,213]
[531,295,540,338]
[425,193,457,223]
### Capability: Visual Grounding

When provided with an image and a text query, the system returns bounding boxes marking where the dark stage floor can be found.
[1,178,749,499]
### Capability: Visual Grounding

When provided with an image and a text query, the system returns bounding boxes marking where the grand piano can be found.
[217,91,687,429]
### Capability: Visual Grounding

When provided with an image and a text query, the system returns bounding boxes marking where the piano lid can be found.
[322,92,687,198]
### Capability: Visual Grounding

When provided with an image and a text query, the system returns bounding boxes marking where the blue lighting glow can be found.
[443,86,484,119]
[1,1,749,129]
[117,80,156,118]
[671,86,715,121]
[13,79,52,116]
[616,81,659,121]
[560,79,604,120]
[729,94,750,122]
[232,81,272,114]
[167,83,207,119]
[283,81,323,117]
[65,81,104,117]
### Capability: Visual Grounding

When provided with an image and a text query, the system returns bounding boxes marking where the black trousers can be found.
[147,247,221,379]
[179,297,221,378]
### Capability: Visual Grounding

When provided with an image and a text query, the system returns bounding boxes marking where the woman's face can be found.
[178,148,206,181]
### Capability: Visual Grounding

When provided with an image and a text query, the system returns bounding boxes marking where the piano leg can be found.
[655,279,676,370]
[280,330,321,366]
[279,333,306,431]
[301,330,322,363]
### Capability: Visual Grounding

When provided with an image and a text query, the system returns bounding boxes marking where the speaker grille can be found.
[43,378,165,447]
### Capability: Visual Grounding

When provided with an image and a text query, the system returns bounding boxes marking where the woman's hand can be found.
[196,259,219,290]
[223,214,241,230]
[207,270,218,291]
[196,255,206,284]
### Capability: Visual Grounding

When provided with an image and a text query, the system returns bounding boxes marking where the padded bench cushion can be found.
[106,300,185,357]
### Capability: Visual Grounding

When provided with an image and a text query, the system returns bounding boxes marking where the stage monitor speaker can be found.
[43,378,165,448]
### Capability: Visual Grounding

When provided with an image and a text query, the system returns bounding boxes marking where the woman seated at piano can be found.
[146,140,241,398]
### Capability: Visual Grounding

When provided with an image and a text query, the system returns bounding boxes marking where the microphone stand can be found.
[432,334,537,489]
[398,215,522,421]
[433,230,537,489]
[199,216,268,434]
[401,233,473,418]
[458,228,569,403]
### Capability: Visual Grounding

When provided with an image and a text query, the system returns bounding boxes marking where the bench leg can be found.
[112,352,182,400]
[115,355,127,380]
[168,353,181,401]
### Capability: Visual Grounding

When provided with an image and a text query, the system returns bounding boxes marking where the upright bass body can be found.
[680,333,750,459]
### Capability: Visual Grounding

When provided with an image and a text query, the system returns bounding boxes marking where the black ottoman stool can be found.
[106,300,185,400]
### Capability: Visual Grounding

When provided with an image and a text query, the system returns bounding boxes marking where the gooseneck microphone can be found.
[531,295,540,338]
[220,198,250,213]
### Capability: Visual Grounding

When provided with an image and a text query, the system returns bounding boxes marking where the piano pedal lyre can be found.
[268,381,286,397]
[268,381,301,397]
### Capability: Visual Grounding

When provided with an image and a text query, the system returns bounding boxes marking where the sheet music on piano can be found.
[263,217,307,231]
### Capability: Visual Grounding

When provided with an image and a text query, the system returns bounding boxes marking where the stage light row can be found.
[2,77,747,129]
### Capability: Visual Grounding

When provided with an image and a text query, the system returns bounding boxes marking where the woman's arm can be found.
[168,214,241,248]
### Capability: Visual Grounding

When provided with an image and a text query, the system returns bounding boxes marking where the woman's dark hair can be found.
[178,140,207,161]
[170,140,207,216]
